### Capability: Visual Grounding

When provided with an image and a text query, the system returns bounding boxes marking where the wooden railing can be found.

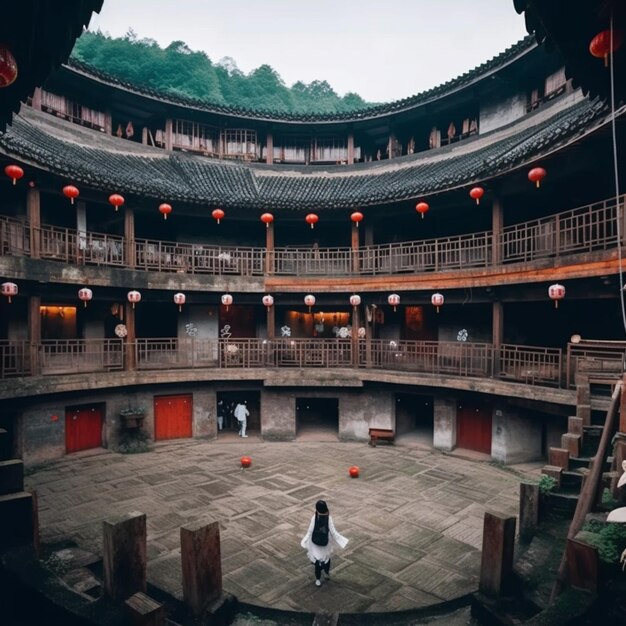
[38,339,124,375]
[0,340,31,378]
[566,340,626,388]
[0,195,623,276]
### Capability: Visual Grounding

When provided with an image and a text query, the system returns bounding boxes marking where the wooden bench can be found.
[368,428,395,447]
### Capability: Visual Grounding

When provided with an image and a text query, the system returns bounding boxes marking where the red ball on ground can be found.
[241,456,252,468]
[349,465,359,478]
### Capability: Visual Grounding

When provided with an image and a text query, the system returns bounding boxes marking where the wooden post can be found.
[519,482,539,542]
[351,222,360,273]
[31,87,42,110]
[352,306,360,366]
[347,133,355,165]
[76,200,86,264]
[125,303,136,371]
[620,374,626,433]
[492,301,503,377]
[103,512,147,601]
[492,195,503,265]
[125,592,166,626]
[267,305,275,340]
[478,512,516,596]
[265,131,273,164]
[27,188,40,259]
[566,538,599,592]
[165,119,173,151]
[29,295,41,376]
[125,207,136,269]
[141,127,148,146]
[265,221,274,275]
[105,110,113,135]
[181,521,222,616]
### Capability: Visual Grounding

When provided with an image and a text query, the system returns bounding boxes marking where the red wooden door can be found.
[154,394,192,441]
[65,406,103,453]
[457,404,492,454]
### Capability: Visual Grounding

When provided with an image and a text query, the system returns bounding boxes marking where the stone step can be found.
[561,469,587,489]
[546,492,579,515]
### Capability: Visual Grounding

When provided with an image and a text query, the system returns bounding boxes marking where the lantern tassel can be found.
[179,305,182,312]
[536,180,540,189]
[8,296,11,303]
[605,53,609,68]
[12,179,16,186]
[71,198,74,205]
[555,301,558,309]
[310,224,314,229]
[475,198,480,205]
[84,301,87,308]
[164,214,167,220]
[421,213,424,219]
[436,306,440,313]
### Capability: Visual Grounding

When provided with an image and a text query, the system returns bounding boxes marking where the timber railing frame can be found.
[1,195,623,277]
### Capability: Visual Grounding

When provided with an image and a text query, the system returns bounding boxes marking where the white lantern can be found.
[174,292,186,311]
[78,287,93,308]
[221,293,233,311]
[431,292,444,313]
[1,281,18,303]
[262,295,274,309]
[388,293,400,312]
[350,294,361,308]
[548,283,565,308]
[127,290,141,308]
[304,294,316,311]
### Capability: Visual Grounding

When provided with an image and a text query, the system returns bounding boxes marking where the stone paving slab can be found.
[26,439,528,614]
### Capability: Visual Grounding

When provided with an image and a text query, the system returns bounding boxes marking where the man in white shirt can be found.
[234,401,249,438]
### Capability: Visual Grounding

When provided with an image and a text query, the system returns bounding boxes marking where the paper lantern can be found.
[305,213,319,229]
[415,201,429,219]
[351,211,364,227]
[108,194,125,211]
[350,294,361,308]
[0,46,18,88]
[212,208,225,224]
[262,295,274,309]
[174,292,186,312]
[431,292,444,313]
[304,294,315,311]
[388,293,400,312]
[63,185,80,205]
[221,293,233,311]
[78,288,93,308]
[241,456,252,468]
[528,167,547,188]
[349,466,360,478]
[261,213,274,228]
[127,290,141,308]
[4,164,23,185]
[589,29,623,67]
[1,281,17,303]
[159,203,172,220]
[469,187,484,205]
[548,283,565,308]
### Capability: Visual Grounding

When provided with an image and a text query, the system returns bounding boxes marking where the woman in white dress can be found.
[300,500,349,586]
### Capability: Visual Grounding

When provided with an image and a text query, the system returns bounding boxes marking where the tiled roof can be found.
[0,96,610,210]
[65,35,537,123]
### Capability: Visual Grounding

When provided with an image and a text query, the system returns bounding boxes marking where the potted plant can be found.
[119,406,146,429]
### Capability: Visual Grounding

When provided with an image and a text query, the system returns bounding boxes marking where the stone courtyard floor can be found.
[25,438,537,615]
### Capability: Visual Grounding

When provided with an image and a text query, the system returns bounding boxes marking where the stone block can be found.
[548,447,569,470]
[478,512,516,597]
[561,434,581,459]
[0,491,34,552]
[0,459,24,495]
[519,482,539,542]
[541,465,563,488]
[125,592,166,626]
[568,416,583,436]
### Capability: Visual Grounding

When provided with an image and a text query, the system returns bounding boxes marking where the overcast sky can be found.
[87,1,528,103]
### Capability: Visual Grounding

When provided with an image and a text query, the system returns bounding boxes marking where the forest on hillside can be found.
[71,30,374,114]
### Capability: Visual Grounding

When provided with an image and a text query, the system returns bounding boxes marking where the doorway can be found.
[216,391,261,436]
[296,397,339,439]
[395,393,434,446]
[457,400,492,454]
[65,405,104,454]
[154,394,193,440]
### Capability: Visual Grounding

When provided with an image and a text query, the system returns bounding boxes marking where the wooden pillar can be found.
[267,305,275,340]
[619,374,626,433]
[265,131,273,164]
[125,207,136,269]
[181,521,222,616]
[76,200,86,264]
[165,119,173,151]
[347,133,355,165]
[141,127,148,145]
[31,87,42,110]
[125,592,165,626]
[103,512,147,601]
[365,307,373,368]
[124,303,137,371]
[519,482,539,542]
[351,306,360,366]
[105,110,113,135]
[478,512,516,596]
[492,300,503,377]
[351,222,360,273]
[492,196,503,265]
[265,222,274,275]
[27,188,40,259]
[29,295,41,376]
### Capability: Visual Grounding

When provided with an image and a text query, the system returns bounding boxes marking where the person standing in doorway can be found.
[300,500,348,586]
[234,400,249,437]
[217,400,224,431]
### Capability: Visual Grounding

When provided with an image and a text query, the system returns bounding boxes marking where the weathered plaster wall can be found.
[433,397,456,451]
[491,405,542,464]
[479,93,527,135]
[261,389,296,440]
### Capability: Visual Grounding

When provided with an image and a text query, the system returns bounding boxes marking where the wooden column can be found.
[103,512,147,601]
[29,295,41,376]
[76,200,86,264]
[620,374,626,434]
[365,307,372,368]
[347,133,355,165]
[31,87,42,110]
[265,221,274,275]
[141,127,148,145]
[492,196,503,265]
[265,131,273,164]
[351,222,360,273]
[266,304,275,340]
[519,482,539,542]
[125,207,136,269]
[165,119,173,151]
[105,110,113,135]
[124,303,137,371]
[351,306,360,366]
[492,300,503,377]
[27,188,40,259]
[479,512,516,597]
[181,521,222,616]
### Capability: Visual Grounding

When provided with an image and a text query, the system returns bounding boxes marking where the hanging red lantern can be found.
[261,213,274,228]
[350,294,361,308]
[388,293,400,312]
[469,187,484,205]
[548,283,565,309]
[305,213,319,229]
[415,201,429,219]
[0,46,18,88]
[78,288,93,308]
[349,465,360,478]
[1,281,17,303]
[212,208,225,224]
[351,211,364,227]
[4,164,24,185]
[109,194,125,212]
[262,295,274,309]
[127,290,141,309]
[304,294,316,311]
[174,292,186,312]
[221,293,233,311]
[528,167,547,188]
[589,29,624,67]
[431,292,444,313]
[159,203,172,220]
[63,185,80,205]
[240,456,252,468]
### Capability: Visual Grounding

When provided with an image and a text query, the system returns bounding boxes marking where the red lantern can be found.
[4,164,23,185]
[469,187,484,205]
[241,456,252,468]
[261,213,274,228]
[212,208,225,224]
[349,466,360,478]
[528,167,547,188]
[159,203,172,220]
[305,213,319,229]
[0,46,18,88]
[127,290,141,308]
[221,293,233,311]
[431,292,444,313]
[174,292,186,312]
[262,295,274,309]
[304,294,315,311]
[548,283,565,309]
[1,281,17,303]
[63,185,80,205]
[109,194,125,212]
[589,29,624,67]
[78,288,93,308]
[350,294,361,308]
[388,293,400,312]
[351,211,364,227]
[415,201,429,219]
